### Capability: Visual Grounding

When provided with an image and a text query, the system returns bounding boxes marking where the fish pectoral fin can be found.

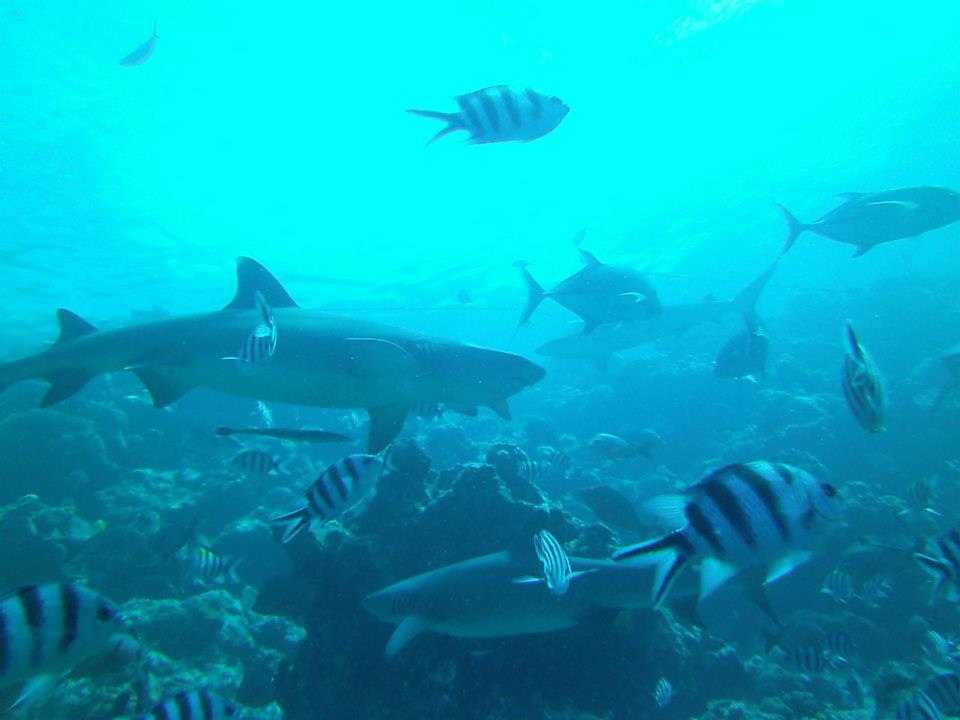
[9,673,60,714]
[343,338,418,378]
[699,558,739,601]
[764,550,813,585]
[366,403,410,454]
[487,398,511,420]
[41,369,95,406]
[131,367,195,408]
[385,616,428,658]
[512,575,543,585]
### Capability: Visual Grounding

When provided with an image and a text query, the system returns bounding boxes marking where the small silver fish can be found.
[409,86,568,145]
[653,677,673,708]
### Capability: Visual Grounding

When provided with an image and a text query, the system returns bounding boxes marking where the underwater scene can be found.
[2,1,960,718]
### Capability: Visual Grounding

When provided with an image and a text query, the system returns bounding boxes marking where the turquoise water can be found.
[2,1,960,719]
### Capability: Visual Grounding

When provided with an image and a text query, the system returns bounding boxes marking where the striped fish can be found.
[653,677,673,709]
[0,583,122,711]
[229,449,278,476]
[224,291,278,369]
[841,322,886,432]
[915,528,960,602]
[408,86,569,145]
[790,642,826,673]
[613,461,842,605]
[924,673,960,716]
[184,546,242,586]
[512,530,594,595]
[897,690,944,720]
[137,688,237,720]
[820,568,855,604]
[271,454,383,543]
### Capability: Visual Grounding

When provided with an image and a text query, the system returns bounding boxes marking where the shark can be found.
[535,257,780,369]
[0,257,545,452]
[362,549,696,657]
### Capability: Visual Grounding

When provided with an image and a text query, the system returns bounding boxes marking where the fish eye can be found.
[821,483,838,498]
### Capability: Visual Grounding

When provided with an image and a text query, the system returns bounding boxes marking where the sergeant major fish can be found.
[136,688,237,720]
[229,449,278,476]
[517,248,661,334]
[841,322,886,433]
[0,583,122,711]
[779,186,960,256]
[272,454,383,543]
[223,290,278,369]
[408,85,568,145]
[613,461,842,606]
[183,546,242,586]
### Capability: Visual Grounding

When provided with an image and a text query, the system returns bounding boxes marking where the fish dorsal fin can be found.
[578,249,602,267]
[55,309,97,344]
[224,257,299,311]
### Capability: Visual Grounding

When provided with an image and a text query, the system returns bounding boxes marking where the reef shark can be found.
[0,257,545,452]
[535,257,780,369]
[362,550,695,657]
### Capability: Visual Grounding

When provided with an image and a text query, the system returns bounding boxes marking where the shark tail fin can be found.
[732,257,781,317]
[516,263,546,326]
[914,552,957,603]
[271,507,312,544]
[613,530,691,607]
[407,109,463,145]
[777,204,808,254]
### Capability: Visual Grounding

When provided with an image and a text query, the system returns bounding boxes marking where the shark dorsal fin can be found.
[55,309,97,344]
[578,249,601,267]
[224,257,299,311]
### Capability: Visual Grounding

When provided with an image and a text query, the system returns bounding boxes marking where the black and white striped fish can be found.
[924,673,960,715]
[408,86,569,145]
[915,528,960,602]
[512,530,594,595]
[790,642,827,673]
[841,322,886,432]
[272,454,383,543]
[897,690,944,720]
[184,546,242,586]
[0,583,122,711]
[229,449,278,476]
[613,461,842,605]
[137,688,237,720]
[224,291,278,369]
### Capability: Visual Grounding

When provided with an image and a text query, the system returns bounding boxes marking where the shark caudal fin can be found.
[732,257,781,318]
[613,531,692,607]
[271,507,312,544]
[777,204,809,254]
[515,262,546,326]
[406,109,463,145]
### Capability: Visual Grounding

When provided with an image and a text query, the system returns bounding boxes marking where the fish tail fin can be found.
[915,552,955,603]
[777,204,808,253]
[613,531,691,607]
[407,109,462,145]
[271,507,312,544]
[732,257,781,315]
[516,264,546,326]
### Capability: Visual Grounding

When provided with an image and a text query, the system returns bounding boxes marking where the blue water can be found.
[2,1,960,719]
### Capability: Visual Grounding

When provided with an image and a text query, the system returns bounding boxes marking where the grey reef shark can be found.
[0,257,545,452]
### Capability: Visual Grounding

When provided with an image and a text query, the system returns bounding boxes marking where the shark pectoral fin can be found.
[9,673,59,714]
[764,550,813,585]
[343,338,418,377]
[42,370,95,406]
[487,399,511,420]
[385,616,427,658]
[131,367,195,408]
[699,558,739,601]
[512,576,543,585]
[367,403,410,454]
